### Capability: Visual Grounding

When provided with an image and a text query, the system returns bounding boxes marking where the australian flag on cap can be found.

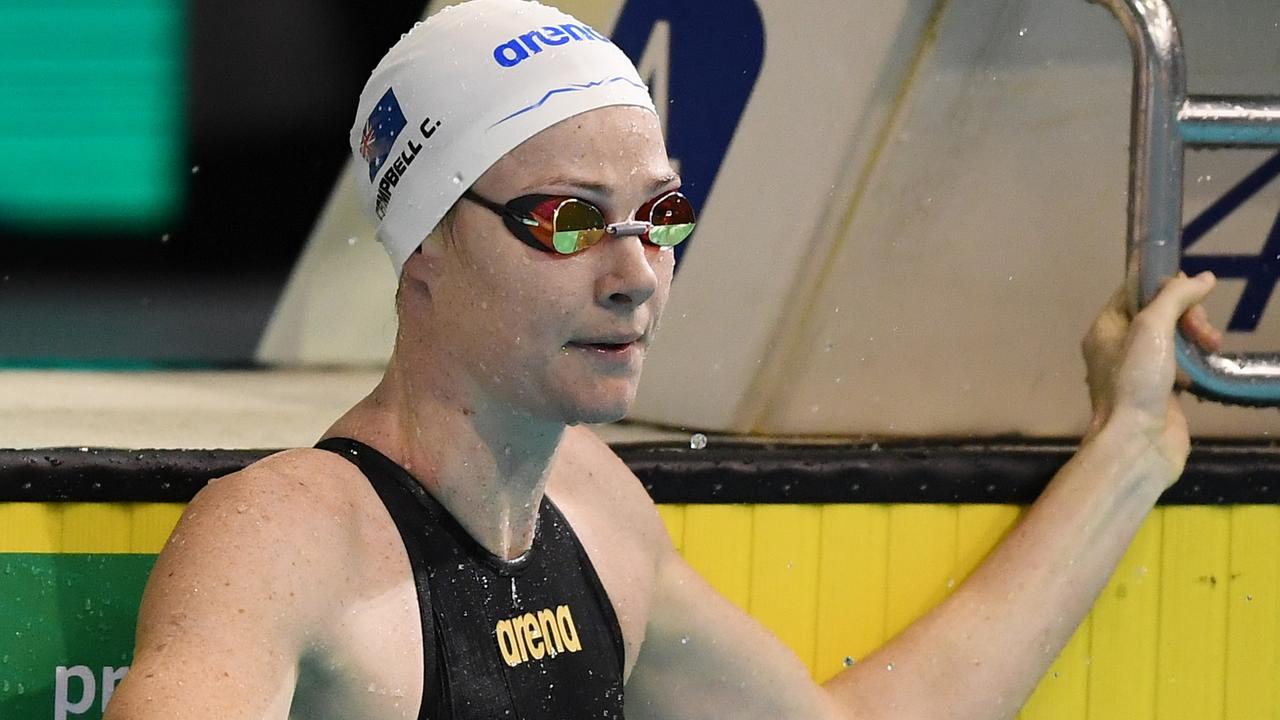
[359,88,408,182]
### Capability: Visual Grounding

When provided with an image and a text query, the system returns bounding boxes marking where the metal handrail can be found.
[1089,0,1280,405]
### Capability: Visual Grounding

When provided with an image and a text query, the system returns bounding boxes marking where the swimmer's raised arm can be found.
[625,272,1218,720]
[104,452,352,720]
[624,546,843,719]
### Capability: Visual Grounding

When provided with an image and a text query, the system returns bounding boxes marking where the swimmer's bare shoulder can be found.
[547,427,672,678]
[550,429,842,719]
[105,448,418,720]
[552,426,667,537]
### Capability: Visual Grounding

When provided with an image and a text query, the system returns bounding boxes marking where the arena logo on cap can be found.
[492,24,610,68]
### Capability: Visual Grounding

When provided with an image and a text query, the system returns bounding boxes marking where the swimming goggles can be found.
[460,189,696,255]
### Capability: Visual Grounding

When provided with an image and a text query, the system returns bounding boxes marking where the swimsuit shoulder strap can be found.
[314,436,443,720]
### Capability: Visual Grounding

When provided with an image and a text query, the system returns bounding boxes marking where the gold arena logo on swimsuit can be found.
[494,604,582,667]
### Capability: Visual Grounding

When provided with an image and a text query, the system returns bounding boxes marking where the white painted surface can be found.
[746,0,1280,437]
[256,167,399,366]
[631,0,937,431]
[0,370,381,449]
[0,370,687,449]
[250,0,1280,439]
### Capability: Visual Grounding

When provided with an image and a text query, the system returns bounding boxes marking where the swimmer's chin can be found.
[565,402,633,426]
[550,370,644,426]
[559,390,638,426]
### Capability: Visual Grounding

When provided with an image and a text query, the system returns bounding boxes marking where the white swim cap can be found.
[349,0,658,274]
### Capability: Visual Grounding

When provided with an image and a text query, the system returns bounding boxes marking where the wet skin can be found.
[107,106,684,719]
[106,103,1224,720]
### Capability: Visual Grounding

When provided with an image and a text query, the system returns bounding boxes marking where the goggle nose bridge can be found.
[604,220,654,237]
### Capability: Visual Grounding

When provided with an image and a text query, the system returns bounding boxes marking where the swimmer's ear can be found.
[401,241,443,288]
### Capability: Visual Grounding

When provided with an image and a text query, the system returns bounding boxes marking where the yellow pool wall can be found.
[3,501,1277,719]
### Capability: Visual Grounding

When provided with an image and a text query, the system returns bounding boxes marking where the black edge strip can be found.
[1,441,1278,505]
[0,449,274,502]
[619,441,1280,505]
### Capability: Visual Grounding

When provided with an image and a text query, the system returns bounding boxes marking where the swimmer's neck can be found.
[325,362,564,562]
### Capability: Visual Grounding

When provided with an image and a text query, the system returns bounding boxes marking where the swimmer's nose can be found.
[595,235,658,308]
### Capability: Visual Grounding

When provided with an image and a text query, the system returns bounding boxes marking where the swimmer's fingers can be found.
[1170,295,1223,391]
[1083,273,1216,419]
[1082,272,1215,473]
[1135,271,1217,340]
[1177,297,1224,355]
[1081,285,1131,419]
[1114,271,1216,410]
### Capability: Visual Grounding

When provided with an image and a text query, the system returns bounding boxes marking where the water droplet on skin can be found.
[679,636,689,644]
[843,656,855,667]
[1018,27,1027,37]
[886,662,895,671]
[347,237,358,245]
[236,504,248,513]
[689,433,707,450]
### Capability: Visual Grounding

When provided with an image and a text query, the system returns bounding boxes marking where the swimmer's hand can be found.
[1081,271,1220,482]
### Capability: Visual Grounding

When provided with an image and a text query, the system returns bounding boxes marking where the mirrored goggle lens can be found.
[550,199,607,254]
[645,193,696,247]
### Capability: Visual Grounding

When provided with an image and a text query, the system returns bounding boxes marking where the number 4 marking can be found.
[1182,151,1280,331]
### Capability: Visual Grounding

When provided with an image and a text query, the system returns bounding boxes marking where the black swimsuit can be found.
[316,438,626,720]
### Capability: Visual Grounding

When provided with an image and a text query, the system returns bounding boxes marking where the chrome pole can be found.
[1088,0,1280,405]
[1181,96,1280,147]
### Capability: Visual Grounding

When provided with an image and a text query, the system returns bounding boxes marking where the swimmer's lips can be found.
[565,336,644,359]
